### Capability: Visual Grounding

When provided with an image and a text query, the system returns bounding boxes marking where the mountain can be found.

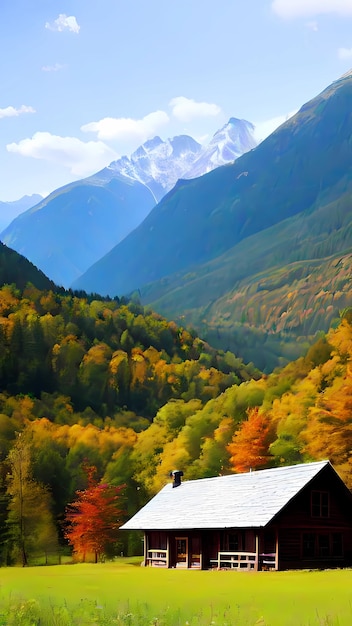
[0,122,256,289]
[82,120,257,201]
[1,176,156,288]
[103,135,202,202]
[0,240,56,291]
[184,118,257,179]
[72,71,352,369]
[0,194,42,231]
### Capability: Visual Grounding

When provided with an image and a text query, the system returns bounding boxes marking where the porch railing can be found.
[146,548,277,570]
[210,551,276,570]
[147,549,168,567]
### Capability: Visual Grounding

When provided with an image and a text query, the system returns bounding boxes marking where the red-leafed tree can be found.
[64,464,125,562]
[227,407,274,473]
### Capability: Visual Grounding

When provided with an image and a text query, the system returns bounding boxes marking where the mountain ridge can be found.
[0,194,43,231]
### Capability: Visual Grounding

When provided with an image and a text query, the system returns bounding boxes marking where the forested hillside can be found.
[0,284,256,416]
[2,282,352,564]
[0,283,257,562]
[0,242,56,292]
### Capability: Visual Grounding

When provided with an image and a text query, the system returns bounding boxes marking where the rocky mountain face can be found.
[72,72,352,369]
[102,135,202,202]
[0,194,42,231]
[1,121,256,287]
[184,118,257,180]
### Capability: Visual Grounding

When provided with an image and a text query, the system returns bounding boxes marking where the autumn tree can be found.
[227,407,274,473]
[302,364,352,486]
[64,464,125,562]
[6,433,58,566]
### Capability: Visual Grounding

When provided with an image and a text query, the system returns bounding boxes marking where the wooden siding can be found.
[272,464,352,569]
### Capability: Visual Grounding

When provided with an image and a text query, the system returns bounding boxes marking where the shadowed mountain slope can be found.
[1,176,156,288]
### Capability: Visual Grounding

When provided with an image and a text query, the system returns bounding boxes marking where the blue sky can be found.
[1,0,352,201]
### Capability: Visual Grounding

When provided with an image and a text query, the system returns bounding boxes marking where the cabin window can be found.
[302,532,343,559]
[302,533,315,557]
[311,491,329,517]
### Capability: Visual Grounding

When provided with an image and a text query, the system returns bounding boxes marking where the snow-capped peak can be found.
[106,135,202,201]
[183,118,257,179]
[89,118,256,202]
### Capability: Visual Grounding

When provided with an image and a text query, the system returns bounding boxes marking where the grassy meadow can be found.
[1,559,352,625]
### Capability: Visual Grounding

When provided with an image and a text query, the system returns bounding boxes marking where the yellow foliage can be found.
[328,319,352,359]
[81,343,112,366]
[109,350,128,375]
[0,286,19,315]
[143,346,161,365]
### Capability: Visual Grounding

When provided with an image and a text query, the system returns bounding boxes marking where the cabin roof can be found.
[121,460,336,530]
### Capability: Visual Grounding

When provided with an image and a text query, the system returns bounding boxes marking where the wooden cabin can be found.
[121,461,352,571]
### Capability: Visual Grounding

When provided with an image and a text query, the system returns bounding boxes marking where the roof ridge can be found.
[167,459,330,487]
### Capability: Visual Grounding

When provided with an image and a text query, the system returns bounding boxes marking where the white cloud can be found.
[338,47,352,59]
[81,110,169,143]
[81,101,222,148]
[42,63,65,72]
[254,110,297,142]
[6,132,117,177]
[305,20,318,31]
[0,105,35,119]
[169,96,222,122]
[45,14,80,34]
[272,0,352,18]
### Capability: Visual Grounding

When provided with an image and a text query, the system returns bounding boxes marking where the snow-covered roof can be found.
[121,461,333,530]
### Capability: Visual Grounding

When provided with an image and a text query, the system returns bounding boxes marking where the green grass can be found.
[1,560,352,625]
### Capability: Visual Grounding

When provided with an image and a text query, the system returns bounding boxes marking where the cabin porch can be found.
[144,529,278,570]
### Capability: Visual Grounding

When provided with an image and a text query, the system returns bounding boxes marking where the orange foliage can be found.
[64,464,125,562]
[227,407,274,473]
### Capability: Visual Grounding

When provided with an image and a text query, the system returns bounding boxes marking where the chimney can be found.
[170,470,183,488]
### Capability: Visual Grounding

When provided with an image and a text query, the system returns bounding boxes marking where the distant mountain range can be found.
[1,118,256,287]
[72,71,352,370]
[0,194,42,232]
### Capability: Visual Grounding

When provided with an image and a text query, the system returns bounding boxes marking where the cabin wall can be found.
[272,467,352,569]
